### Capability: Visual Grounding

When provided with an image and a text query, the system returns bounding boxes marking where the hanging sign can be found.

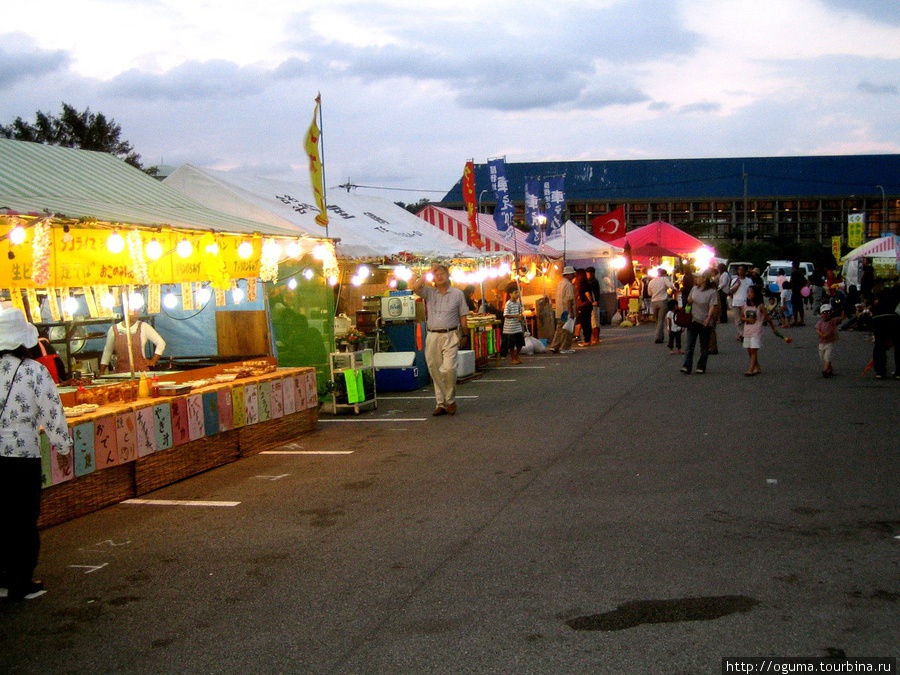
[489,157,516,240]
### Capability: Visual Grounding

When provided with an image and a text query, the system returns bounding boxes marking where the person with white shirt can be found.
[648,268,675,343]
[99,310,166,375]
[0,308,73,601]
[729,265,753,340]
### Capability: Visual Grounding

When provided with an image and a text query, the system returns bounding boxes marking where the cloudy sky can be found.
[2,0,899,204]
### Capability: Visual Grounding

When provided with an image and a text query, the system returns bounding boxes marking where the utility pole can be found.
[742,165,748,245]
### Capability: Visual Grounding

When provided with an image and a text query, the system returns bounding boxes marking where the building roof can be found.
[441,155,900,203]
[0,138,302,237]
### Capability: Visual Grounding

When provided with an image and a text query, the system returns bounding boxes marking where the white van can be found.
[763,261,813,290]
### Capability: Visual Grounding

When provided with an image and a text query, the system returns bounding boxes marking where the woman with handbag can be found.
[0,308,73,601]
[680,273,719,375]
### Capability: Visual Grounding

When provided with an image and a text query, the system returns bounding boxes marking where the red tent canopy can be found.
[608,220,706,257]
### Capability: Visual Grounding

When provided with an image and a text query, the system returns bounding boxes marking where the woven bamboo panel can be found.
[135,431,240,495]
[238,408,317,457]
[39,462,135,530]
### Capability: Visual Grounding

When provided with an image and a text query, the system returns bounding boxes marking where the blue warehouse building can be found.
[440,155,900,244]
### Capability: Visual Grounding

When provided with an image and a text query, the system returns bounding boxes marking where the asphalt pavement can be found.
[1,314,898,674]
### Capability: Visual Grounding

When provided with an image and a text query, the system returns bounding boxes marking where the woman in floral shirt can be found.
[0,308,72,601]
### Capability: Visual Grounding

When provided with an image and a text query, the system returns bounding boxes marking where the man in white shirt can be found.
[549,266,576,353]
[716,263,731,324]
[729,265,753,340]
[648,268,675,343]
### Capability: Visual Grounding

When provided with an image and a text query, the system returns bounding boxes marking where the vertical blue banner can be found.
[489,157,516,240]
[543,175,566,240]
[524,178,543,250]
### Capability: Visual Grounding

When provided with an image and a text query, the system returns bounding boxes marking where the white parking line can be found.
[262,450,353,455]
[318,418,428,423]
[378,395,479,399]
[123,499,241,507]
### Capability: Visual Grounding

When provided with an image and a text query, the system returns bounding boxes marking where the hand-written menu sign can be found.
[218,388,234,432]
[232,384,246,428]
[135,405,157,457]
[258,381,272,422]
[170,397,190,446]
[270,379,284,419]
[72,421,96,477]
[116,411,138,464]
[186,394,205,441]
[243,384,259,426]
[94,415,120,468]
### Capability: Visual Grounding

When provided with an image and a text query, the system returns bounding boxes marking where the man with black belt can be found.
[413,263,470,416]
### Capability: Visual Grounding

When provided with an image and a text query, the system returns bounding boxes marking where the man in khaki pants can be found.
[414,264,470,416]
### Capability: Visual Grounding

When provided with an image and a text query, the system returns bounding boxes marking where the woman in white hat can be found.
[0,308,73,601]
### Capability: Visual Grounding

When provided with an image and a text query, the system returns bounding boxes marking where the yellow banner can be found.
[1,225,263,290]
[305,94,329,228]
[832,236,842,262]
[847,214,865,249]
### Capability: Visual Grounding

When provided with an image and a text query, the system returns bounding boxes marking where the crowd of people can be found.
[632,259,900,380]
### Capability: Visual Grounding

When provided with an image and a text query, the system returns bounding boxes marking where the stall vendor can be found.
[99,311,166,375]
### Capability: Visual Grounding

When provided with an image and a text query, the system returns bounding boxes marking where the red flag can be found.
[461,161,484,249]
[591,206,625,242]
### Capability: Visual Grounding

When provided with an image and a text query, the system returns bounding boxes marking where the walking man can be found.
[413,264,470,416]
[648,268,675,343]
[549,266,577,353]
[729,265,753,340]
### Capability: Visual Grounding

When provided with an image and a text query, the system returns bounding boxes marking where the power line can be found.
[334,182,447,194]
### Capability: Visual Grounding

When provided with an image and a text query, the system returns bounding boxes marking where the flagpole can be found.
[316,94,329,240]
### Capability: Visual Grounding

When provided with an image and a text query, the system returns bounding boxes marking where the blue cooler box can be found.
[374,352,420,392]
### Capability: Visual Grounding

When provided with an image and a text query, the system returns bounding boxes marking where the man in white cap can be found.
[0,308,72,601]
[549,266,577,353]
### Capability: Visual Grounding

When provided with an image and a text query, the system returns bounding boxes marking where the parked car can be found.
[726,261,753,279]
[763,260,814,291]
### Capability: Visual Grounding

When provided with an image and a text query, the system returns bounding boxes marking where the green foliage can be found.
[396,198,432,214]
[1,102,154,173]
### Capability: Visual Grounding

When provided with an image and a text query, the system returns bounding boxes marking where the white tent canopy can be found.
[558,220,623,259]
[842,236,897,261]
[164,165,481,260]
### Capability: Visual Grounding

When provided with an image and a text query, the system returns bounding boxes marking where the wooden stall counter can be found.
[39,362,319,529]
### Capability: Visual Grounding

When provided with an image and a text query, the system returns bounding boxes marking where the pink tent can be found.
[608,220,706,257]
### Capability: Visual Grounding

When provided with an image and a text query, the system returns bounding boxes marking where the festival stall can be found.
[841,235,900,285]
[163,166,512,378]
[0,138,331,527]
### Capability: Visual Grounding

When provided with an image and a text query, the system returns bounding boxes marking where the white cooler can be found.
[457,350,476,377]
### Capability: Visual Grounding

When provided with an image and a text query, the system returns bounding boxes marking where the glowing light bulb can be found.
[128,292,144,311]
[145,238,163,260]
[389,279,398,289]
[163,292,178,309]
[303,268,314,281]
[287,277,298,290]
[9,225,26,245]
[351,275,363,287]
[101,293,115,310]
[63,296,78,315]
[357,265,370,280]
[232,286,245,303]
[285,241,301,258]
[205,240,219,256]
[107,230,125,254]
[196,287,211,305]
[237,241,253,259]
[327,275,338,286]
[394,266,412,281]
[177,239,193,258]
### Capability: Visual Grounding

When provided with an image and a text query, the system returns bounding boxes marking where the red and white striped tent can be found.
[842,235,897,260]
[417,205,564,258]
